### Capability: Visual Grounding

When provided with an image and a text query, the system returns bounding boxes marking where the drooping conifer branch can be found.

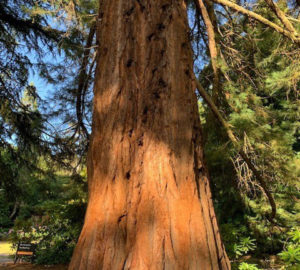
[75,22,96,138]
[0,4,62,42]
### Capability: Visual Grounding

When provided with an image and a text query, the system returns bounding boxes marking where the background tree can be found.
[193,0,300,261]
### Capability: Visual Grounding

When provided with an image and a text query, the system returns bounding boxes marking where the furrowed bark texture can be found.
[69,0,230,269]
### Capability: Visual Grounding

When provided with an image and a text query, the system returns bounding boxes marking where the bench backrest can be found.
[16,242,36,256]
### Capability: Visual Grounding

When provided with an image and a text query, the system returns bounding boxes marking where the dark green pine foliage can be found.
[0,0,61,160]
[0,0,92,202]
[0,0,91,156]
[0,0,58,223]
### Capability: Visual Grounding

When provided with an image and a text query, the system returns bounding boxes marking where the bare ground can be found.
[0,263,67,270]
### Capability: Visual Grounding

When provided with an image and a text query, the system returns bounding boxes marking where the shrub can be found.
[278,228,300,268]
[220,223,257,259]
[238,262,261,270]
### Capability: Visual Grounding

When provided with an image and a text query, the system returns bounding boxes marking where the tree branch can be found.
[75,22,96,138]
[211,0,300,45]
[9,201,19,220]
[194,0,221,104]
[265,0,296,34]
[0,5,62,42]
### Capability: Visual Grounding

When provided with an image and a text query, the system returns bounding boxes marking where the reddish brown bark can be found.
[69,0,230,269]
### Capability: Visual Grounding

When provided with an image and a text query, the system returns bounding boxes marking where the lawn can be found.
[0,242,15,256]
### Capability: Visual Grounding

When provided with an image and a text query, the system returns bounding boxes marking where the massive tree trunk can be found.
[69,0,230,269]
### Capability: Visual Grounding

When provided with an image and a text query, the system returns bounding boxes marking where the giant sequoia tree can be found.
[69,0,230,269]
[65,0,300,268]
[1,0,299,268]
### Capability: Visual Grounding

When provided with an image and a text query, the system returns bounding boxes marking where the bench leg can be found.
[14,255,18,264]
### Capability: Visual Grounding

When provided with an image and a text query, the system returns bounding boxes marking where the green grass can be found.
[0,241,15,255]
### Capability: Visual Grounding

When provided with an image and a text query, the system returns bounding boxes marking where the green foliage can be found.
[278,228,300,268]
[9,170,87,264]
[279,246,300,266]
[0,194,13,228]
[196,0,300,265]
[233,237,256,259]
[0,0,92,265]
[35,218,81,264]
[238,262,260,270]
[288,230,300,244]
[220,223,257,259]
[11,217,82,264]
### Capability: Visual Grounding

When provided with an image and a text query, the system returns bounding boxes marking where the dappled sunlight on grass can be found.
[0,242,15,256]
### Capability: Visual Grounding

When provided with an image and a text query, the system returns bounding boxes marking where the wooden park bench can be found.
[14,242,36,263]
